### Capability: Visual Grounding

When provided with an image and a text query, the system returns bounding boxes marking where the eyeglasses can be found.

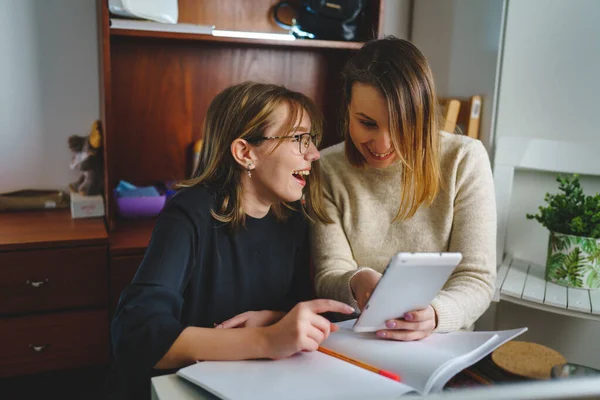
[247,133,317,155]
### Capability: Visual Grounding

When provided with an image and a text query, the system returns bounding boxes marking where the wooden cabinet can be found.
[107,218,154,315]
[0,210,109,378]
[0,247,107,315]
[97,0,385,235]
[0,310,109,378]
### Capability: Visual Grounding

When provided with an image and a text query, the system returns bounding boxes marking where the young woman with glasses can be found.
[110,82,353,399]
[311,36,496,342]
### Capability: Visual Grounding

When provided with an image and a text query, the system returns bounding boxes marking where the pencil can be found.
[318,346,401,382]
[463,368,491,385]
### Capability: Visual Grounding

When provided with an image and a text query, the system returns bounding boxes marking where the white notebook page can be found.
[323,320,525,395]
[177,350,414,400]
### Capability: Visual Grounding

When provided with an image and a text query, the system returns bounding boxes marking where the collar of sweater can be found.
[357,158,404,178]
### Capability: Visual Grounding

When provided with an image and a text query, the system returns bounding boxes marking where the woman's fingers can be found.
[309,314,333,340]
[305,325,326,347]
[376,329,430,341]
[383,318,435,332]
[216,312,250,328]
[377,306,437,340]
[383,306,436,330]
[404,306,435,322]
[300,299,355,315]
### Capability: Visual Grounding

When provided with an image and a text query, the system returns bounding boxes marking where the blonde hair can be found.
[179,81,331,228]
[341,36,442,221]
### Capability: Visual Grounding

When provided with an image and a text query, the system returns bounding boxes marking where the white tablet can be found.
[353,252,462,333]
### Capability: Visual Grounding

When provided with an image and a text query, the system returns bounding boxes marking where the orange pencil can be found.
[318,346,401,382]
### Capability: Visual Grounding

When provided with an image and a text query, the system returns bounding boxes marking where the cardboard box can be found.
[70,193,105,219]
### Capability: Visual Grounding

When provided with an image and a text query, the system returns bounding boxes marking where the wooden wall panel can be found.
[109,37,349,189]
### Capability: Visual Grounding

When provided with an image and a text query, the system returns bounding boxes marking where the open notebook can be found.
[177,320,527,399]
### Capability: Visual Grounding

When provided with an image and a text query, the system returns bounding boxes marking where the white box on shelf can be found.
[110,19,214,35]
[109,0,178,24]
[70,193,105,219]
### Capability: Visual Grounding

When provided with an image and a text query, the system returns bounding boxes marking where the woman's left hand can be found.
[375,305,437,341]
[216,310,286,329]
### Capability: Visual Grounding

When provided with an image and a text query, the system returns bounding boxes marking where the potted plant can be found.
[526,174,600,289]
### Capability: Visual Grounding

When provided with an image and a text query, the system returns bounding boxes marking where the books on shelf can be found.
[177,319,527,399]
[109,18,214,35]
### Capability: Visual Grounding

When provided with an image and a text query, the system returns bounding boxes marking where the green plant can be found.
[526,174,600,238]
[547,247,585,287]
[586,263,600,289]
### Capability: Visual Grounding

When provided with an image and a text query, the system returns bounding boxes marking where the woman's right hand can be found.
[261,299,354,360]
[350,269,383,311]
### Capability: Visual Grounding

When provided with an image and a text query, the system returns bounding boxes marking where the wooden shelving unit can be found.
[0,210,109,377]
[98,0,384,256]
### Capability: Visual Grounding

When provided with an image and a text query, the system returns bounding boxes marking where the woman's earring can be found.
[247,162,254,178]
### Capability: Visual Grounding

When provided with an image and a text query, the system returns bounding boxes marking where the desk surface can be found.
[0,209,107,251]
[151,373,600,400]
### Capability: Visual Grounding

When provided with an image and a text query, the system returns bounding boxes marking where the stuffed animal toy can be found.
[68,120,104,196]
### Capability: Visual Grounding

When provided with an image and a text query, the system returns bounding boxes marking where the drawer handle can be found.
[29,344,50,352]
[26,279,49,288]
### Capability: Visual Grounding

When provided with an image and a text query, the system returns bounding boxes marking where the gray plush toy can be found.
[68,121,103,196]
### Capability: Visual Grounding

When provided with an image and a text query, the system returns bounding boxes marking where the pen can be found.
[318,346,401,382]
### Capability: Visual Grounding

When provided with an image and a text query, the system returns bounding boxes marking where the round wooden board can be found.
[491,341,566,380]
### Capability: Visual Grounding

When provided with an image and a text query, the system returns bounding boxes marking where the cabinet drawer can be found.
[0,309,109,377]
[0,246,108,315]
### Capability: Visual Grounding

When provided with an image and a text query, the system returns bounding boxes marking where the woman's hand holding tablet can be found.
[351,252,462,339]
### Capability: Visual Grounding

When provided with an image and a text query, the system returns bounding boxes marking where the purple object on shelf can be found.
[114,190,166,218]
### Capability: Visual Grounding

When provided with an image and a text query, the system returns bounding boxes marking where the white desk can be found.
[151,373,600,400]
[151,373,217,400]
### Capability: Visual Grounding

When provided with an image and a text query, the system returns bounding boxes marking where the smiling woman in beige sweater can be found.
[311,37,496,341]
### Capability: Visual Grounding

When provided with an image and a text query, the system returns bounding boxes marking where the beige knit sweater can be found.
[311,132,497,332]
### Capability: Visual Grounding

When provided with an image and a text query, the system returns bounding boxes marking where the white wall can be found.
[496,0,600,143]
[496,0,600,267]
[381,0,411,40]
[411,0,505,150]
[0,0,99,193]
[492,0,600,370]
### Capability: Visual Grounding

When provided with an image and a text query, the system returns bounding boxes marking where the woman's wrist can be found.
[255,325,275,359]
[349,268,370,298]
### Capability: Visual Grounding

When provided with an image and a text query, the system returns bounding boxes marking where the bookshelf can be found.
[98,0,385,253]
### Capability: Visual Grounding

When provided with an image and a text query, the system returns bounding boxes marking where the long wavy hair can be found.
[340,36,442,221]
[179,81,331,228]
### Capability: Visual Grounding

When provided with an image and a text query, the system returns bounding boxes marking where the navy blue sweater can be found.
[110,185,312,399]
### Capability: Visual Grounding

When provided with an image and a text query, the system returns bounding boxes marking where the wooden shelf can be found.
[109,218,156,256]
[110,29,363,50]
[494,255,600,322]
